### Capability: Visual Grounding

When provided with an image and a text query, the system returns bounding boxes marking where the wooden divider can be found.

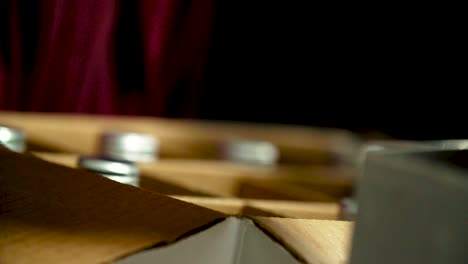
[0,111,358,164]
[33,152,353,201]
[172,196,340,220]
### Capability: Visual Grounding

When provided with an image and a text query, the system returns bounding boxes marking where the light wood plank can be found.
[33,152,353,199]
[173,196,340,220]
[255,217,353,264]
[0,111,358,164]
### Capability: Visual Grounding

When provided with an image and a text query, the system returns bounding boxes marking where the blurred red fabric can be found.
[0,0,215,116]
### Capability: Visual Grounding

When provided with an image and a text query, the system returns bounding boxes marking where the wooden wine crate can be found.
[0,147,351,264]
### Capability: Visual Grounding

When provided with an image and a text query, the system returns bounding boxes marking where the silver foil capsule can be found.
[78,156,139,186]
[0,126,26,153]
[339,197,358,221]
[99,132,158,162]
[220,138,279,165]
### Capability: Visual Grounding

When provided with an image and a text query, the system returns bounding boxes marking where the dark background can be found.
[1,1,464,140]
[198,2,465,139]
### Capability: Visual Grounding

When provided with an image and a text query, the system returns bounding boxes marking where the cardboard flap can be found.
[0,148,224,264]
[254,217,353,264]
[116,217,300,264]
[351,150,468,264]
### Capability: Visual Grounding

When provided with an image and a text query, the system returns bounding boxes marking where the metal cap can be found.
[78,156,139,186]
[0,126,26,153]
[99,132,159,162]
[339,197,358,221]
[221,138,279,165]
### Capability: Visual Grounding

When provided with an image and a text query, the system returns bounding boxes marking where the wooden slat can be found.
[33,152,353,199]
[172,196,340,220]
[0,111,358,164]
[255,217,353,264]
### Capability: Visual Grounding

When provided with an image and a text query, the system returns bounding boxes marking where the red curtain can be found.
[0,0,215,116]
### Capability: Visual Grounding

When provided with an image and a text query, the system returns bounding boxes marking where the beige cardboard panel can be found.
[116,217,301,264]
[0,148,224,264]
[254,217,353,264]
[0,111,357,163]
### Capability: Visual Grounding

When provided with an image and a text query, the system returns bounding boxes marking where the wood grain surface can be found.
[33,152,353,200]
[172,196,340,220]
[0,111,358,164]
[255,217,353,264]
[0,148,224,264]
